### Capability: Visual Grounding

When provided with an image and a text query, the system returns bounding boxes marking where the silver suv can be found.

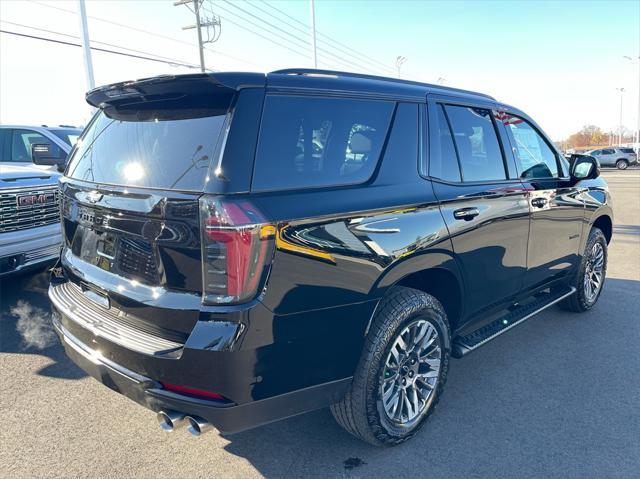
[0,164,61,276]
[586,147,638,169]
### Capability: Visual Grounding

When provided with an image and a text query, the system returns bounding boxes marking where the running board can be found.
[452,286,576,357]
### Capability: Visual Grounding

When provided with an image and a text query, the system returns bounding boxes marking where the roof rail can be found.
[270,68,495,101]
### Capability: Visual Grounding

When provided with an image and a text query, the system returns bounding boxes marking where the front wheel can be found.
[616,159,628,170]
[560,227,607,312]
[330,287,450,446]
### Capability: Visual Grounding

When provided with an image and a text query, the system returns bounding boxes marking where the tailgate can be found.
[58,76,236,337]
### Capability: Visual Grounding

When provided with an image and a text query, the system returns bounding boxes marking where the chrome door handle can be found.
[453,207,480,221]
[531,197,548,208]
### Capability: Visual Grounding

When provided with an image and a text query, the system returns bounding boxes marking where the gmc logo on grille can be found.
[16,193,55,208]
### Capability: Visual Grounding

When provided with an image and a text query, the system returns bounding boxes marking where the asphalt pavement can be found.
[1,169,638,479]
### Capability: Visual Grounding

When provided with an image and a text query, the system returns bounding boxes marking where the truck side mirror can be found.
[31,143,66,168]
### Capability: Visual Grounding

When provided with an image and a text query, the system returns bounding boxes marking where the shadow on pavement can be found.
[0,269,87,380]
[217,277,640,478]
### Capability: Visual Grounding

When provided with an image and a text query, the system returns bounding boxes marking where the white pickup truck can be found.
[0,164,61,276]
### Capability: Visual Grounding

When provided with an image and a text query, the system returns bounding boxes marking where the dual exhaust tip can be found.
[157,410,213,437]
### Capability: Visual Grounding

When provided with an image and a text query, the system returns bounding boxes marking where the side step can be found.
[452,286,576,357]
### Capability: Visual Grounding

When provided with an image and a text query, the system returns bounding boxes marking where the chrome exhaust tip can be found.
[157,410,185,432]
[185,415,213,437]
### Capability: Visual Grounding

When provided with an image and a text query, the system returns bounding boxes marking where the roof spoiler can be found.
[85,72,265,109]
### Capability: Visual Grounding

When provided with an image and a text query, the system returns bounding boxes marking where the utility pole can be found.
[77,0,95,92]
[396,56,406,78]
[616,87,625,146]
[309,0,318,68]
[175,0,221,73]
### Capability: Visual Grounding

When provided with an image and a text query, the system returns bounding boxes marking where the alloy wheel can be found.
[584,242,604,302]
[380,319,442,427]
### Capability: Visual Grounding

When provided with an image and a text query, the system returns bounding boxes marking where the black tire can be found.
[330,286,451,446]
[560,227,607,312]
[616,159,628,170]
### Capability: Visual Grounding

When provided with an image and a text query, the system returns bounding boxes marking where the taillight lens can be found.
[200,196,275,304]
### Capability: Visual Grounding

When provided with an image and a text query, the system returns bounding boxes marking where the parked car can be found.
[0,125,82,170]
[48,70,612,446]
[0,163,61,276]
[585,147,638,169]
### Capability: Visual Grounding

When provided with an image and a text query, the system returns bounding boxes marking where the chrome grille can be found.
[0,187,60,233]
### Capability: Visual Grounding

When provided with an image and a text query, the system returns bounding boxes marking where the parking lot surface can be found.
[1,170,638,479]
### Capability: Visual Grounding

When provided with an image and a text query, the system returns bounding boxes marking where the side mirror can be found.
[31,143,66,168]
[570,155,599,181]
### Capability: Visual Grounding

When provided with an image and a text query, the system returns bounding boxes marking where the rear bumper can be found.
[50,282,355,434]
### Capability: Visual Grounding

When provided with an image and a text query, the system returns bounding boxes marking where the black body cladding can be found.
[50,70,613,435]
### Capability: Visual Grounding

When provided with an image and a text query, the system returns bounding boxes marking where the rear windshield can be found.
[66,111,226,191]
[252,95,394,191]
[50,129,82,146]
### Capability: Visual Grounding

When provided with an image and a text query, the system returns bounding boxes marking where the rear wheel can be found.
[616,159,628,170]
[560,227,607,312]
[330,287,450,446]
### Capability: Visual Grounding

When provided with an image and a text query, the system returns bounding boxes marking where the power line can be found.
[223,0,392,74]
[0,29,210,70]
[215,2,389,74]
[212,4,309,58]
[1,20,201,68]
[29,0,194,47]
[26,0,393,75]
[256,0,395,74]
[220,0,310,49]
[252,0,391,73]
[222,0,388,74]
[27,0,264,69]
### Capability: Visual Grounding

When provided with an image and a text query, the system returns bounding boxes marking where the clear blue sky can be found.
[1,0,638,140]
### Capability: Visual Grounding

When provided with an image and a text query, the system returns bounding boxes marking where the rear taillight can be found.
[200,196,275,304]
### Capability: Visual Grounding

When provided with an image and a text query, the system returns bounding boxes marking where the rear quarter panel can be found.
[240,102,458,395]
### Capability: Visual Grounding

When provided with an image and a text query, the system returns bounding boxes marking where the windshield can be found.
[66,110,226,192]
[50,129,82,146]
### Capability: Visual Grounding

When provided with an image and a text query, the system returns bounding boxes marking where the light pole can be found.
[77,0,95,92]
[616,87,625,146]
[623,55,640,150]
[309,0,317,69]
[395,56,406,79]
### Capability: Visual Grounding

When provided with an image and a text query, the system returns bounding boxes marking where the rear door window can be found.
[66,111,226,191]
[252,95,394,191]
[443,105,506,182]
[429,105,461,182]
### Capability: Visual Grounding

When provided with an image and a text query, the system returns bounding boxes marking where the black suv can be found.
[49,70,612,446]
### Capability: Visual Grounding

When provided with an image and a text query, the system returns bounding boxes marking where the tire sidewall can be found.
[365,298,450,443]
[616,160,628,170]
